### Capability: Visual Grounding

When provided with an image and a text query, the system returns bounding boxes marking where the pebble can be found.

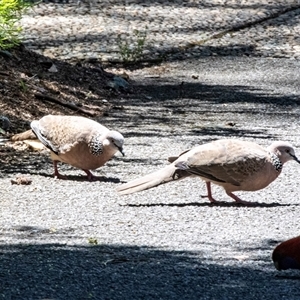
[19,0,300,62]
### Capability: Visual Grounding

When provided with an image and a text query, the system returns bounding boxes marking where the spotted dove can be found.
[12,115,124,180]
[117,139,299,204]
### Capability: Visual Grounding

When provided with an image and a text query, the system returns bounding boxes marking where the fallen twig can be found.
[34,93,97,116]
[0,71,10,76]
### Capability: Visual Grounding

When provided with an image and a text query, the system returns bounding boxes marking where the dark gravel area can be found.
[1,56,300,299]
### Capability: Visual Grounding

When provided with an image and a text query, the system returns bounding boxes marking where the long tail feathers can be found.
[117,164,181,195]
[11,129,36,141]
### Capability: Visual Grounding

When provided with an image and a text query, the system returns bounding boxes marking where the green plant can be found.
[0,0,35,50]
[19,79,28,91]
[117,29,148,63]
[88,237,98,245]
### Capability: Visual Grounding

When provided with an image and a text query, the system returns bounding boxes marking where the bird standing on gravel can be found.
[272,236,300,270]
[12,115,124,180]
[117,139,299,205]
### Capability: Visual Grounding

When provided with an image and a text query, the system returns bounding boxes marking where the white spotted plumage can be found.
[13,115,125,181]
[117,139,299,205]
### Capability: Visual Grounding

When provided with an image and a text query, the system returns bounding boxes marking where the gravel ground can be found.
[20,0,300,61]
[1,57,300,299]
[2,1,300,299]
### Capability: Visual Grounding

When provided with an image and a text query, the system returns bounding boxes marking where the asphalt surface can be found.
[1,56,300,299]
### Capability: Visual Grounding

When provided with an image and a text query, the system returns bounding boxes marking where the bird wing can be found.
[168,149,190,163]
[174,139,268,186]
[31,115,109,154]
[30,120,60,154]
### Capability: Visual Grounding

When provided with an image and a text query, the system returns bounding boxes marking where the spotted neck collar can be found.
[270,152,283,172]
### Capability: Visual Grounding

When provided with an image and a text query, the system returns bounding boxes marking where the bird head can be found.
[107,131,125,156]
[268,141,300,164]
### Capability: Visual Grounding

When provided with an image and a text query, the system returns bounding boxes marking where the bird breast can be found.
[51,141,118,170]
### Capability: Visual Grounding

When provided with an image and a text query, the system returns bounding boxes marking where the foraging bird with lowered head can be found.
[272,236,300,270]
[12,115,124,180]
[117,139,299,205]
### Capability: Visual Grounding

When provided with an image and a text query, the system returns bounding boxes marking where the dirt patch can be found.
[0,45,132,134]
[0,45,139,172]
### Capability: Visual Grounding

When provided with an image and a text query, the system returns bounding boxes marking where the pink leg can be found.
[53,163,100,182]
[202,183,254,205]
[83,169,96,181]
[201,182,220,203]
[82,170,108,182]
[225,191,254,206]
[53,161,67,179]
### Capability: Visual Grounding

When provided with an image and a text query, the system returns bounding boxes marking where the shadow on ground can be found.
[0,241,299,299]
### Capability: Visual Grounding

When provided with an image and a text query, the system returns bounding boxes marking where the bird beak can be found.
[290,153,300,163]
[119,147,125,156]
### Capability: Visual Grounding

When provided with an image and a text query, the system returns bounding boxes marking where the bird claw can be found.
[84,170,108,182]
[201,193,255,206]
[53,172,67,180]
[200,194,220,204]
[84,170,97,181]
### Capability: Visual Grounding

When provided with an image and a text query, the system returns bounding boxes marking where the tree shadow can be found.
[3,26,300,135]
[37,0,298,11]
[0,146,124,181]
[127,80,300,106]
[22,0,300,65]
[100,76,300,143]
[0,241,299,299]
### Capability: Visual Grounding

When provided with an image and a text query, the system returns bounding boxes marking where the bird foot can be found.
[201,194,256,206]
[53,172,67,180]
[83,170,108,182]
[88,175,109,182]
[201,182,224,204]
[53,161,67,180]
[82,169,96,181]
[200,194,221,204]
[226,192,256,206]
